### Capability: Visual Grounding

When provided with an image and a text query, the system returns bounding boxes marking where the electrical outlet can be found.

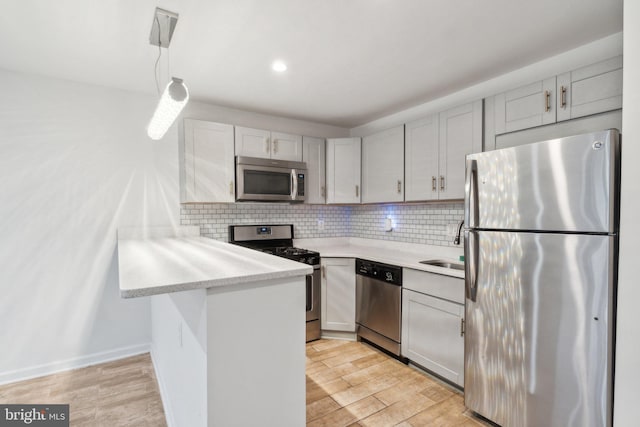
[446,223,458,237]
[317,219,325,231]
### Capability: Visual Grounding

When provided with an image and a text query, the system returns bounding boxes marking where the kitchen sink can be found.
[419,259,465,271]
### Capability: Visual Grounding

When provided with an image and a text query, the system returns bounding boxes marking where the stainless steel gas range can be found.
[228,224,321,342]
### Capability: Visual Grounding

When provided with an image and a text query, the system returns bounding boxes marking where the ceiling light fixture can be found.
[272,60,287,72]
[146,7,189,140]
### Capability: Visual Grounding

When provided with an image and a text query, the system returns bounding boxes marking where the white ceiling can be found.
[0,0,622,128]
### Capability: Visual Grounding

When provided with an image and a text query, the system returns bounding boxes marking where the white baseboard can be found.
[150,345,175,427]
[320,330,357,341]
[0,343,150,386]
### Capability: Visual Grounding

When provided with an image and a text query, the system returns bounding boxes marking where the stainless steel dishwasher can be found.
[355,258,403,358]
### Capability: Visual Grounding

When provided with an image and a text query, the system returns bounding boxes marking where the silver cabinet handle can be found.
[460,318,465,337]
[560,85,567,108]
[273,139,278,154]
[355,185,359,198]
[265,138,270,153]
[229,181,234,196]
[321,186,326,198]
[322,265,326,279]
[397,180,402,194]
[544,90,551,112]
[432,176,437,191]
[440,175,445,191]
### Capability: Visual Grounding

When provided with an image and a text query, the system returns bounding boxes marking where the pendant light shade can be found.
[147,77,189,140]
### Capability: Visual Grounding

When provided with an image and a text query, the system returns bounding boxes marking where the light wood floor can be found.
[0,353,166,426]
[307,339,490,427]
[0,341,491,426]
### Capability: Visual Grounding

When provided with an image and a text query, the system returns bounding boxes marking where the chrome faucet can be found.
[453,220,464,245]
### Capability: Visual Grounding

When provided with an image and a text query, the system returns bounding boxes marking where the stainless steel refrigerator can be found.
[463,130,619,427]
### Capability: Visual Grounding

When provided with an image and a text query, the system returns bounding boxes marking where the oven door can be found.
[236,159,306,202]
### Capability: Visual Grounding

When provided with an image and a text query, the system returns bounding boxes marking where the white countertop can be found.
[118,227,312,298]
[294,237,465,279]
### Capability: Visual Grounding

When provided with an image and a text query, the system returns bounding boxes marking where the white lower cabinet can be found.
[401,269,465,387]
[321,258,356,332]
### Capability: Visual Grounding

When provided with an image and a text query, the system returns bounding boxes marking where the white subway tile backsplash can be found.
[180,202,463,246]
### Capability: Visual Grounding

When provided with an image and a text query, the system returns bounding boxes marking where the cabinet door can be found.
[361,125,404,203]
[401,289,464,387]
[271,131,303,161]
[235,126,271,158]
[302,136,326,204]
[494,77,556,134]
[557,56,623,122]
[439,100,483,200]
[405,114,439,201]
[181,119,235,203]
[326,138,361,204]
[321,258,356,332]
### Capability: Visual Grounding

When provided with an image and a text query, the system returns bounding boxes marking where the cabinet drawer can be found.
[403,268,464,304]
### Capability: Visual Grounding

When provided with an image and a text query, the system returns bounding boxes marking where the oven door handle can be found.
[306,274,313,312]
[291,169,298,200]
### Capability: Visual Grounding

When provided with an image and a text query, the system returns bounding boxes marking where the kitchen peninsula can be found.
[117,226,311,427]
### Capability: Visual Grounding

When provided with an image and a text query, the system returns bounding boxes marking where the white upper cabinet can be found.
[404,100,482,201]
[490,56,623,140]
[326,137,361,204]
[361,125,405,203]
[494,77,556,134]
[439,101,483,200]
[234,126,271,158]
[271,131,303,161]
[180,119,235,203]
[302,136,326,204]
[405,114,439,201]
[556,56,623,122]
[235,126,302,161]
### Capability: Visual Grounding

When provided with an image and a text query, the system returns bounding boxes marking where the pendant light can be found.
[146,8,189,140]
[147,77,189,140]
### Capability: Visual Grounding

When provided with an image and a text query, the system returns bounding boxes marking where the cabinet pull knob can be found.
[397,180,402,194]
[544,90,551,112]
[440,175,445,191]
[460,318,465,337]
[273,139,278,153]
[560,85,567,108]
[229,181,234,195]
[355,185,359,198]
[432,176,437,191]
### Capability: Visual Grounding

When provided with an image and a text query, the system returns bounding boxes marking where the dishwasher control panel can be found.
[355,259,402,286]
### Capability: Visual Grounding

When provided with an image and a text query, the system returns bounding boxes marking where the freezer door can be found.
[465,129,619,233]
[464,231,614,427]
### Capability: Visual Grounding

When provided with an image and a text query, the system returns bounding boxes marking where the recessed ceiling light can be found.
[272,61,287,72]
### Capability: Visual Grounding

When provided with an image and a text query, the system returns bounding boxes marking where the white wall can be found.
[614,3,640,426]
[351,32,622,136]
[0,68,349,383]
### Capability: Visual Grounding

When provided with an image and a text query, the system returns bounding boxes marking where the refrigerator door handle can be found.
[465,158,479,228]
[464,230,478,302]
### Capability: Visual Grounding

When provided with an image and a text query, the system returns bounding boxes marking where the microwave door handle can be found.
[291,169,298,200]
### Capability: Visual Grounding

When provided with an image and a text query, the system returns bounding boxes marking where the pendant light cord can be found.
[153,15,162,95]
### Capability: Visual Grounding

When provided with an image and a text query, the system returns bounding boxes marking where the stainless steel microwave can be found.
[235,156,307,202]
